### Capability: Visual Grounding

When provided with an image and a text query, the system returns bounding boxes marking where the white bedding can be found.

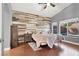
[32,33,63,48]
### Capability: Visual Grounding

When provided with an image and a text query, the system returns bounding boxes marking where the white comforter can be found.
[32,33,63,48]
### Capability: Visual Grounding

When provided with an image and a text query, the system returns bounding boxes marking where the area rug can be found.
[28,42,42,51]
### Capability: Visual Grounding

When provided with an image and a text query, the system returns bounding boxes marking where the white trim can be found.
[62,40,79,46]
[4,47,10,51]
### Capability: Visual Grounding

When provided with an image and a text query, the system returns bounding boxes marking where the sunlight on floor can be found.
[59,44,79,56]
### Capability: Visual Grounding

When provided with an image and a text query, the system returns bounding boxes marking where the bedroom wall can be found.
[51,3,79,44]
[51,3,79,22]
[0,3,2,40]
[2,3,12,50]
[0,3,2,55]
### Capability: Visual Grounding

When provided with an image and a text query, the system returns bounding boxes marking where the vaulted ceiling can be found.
[11,3,71,18]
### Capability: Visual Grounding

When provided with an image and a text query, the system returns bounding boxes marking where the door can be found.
[11,25,18,49]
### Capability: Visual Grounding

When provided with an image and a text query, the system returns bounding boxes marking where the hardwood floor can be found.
[4,42,79,56]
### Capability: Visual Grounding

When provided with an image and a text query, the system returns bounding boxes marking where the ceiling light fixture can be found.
[47,3,50,6]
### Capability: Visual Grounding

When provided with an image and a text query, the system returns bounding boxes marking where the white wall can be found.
[0,3,2,39]
[0,3,2,55]
[2,3,12,49]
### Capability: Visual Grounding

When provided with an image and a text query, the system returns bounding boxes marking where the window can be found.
[68,20,79,35]
[59,18,79,36]
[52,22,58,34]
[60,22,67,36]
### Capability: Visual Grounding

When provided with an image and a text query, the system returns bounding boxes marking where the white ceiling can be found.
[11,3,71,17]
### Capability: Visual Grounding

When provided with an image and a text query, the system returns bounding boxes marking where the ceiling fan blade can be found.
[38,3,47,5]
[50,3,55,7]
[38,3,47,9]
[43,4,47,9]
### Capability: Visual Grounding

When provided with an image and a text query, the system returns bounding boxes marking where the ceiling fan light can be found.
[50,3,55,7]
[47,3,50,6]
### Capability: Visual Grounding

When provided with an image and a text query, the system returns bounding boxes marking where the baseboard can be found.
[4,47,10,51]
[62,40,79,46]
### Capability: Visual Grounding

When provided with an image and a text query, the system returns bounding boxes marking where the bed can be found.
[32,33,63,48]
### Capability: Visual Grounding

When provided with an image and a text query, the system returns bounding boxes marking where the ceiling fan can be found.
[38,3,56,9]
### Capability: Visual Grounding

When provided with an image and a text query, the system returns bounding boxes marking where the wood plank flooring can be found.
[4,42,79,56]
